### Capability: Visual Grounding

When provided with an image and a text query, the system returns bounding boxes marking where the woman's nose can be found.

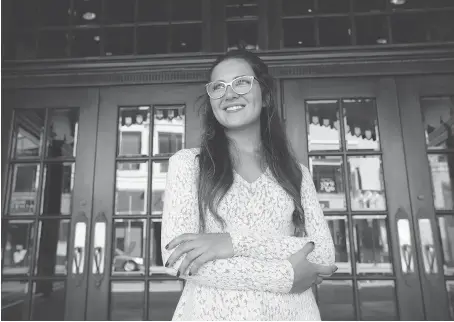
[224,85,238,100]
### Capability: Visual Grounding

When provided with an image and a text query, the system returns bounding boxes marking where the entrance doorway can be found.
[2,76,453,320]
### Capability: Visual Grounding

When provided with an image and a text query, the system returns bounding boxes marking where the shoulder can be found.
[168,148,200,172]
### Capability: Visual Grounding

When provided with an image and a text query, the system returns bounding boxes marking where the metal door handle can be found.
[92,212,107,288]
[72,211,88,287]
[397,217,414,274]
[418,218,438,274]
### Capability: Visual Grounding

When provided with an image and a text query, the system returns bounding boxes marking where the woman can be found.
[162,49,336,321]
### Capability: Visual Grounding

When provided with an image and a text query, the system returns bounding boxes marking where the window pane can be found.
[428,154,454,210]
[13,0,40,28]
[31,281,66,320]
[73,0,102,25]
[421,96,454,150]
[104,28,134,56]
[40,0,71,27]
[137,26,169,55]
[354,216,393,275]
[447,281,454,320]
[438,216,454,275]
[41,163,75,215]
[282,0,315,16]
[35,220,70,276]
[115,162,148,215]
[150,220,167,274]
[71,29,101,57]
[319,17,352,46]
[104,0,135,24]
[344,98,380,151]
[317,0,350,13]
[358,280,398,320]
[13,110,46,158]
[110,282,144,320]
[309,156,346,211]
[318,280,355,320]
[326,216,351,275]
[2,220,35,275]
[38,30,69,58]
[11,31,38,60]
[47,109,79,158]
[138,0,169,22]
[112,219,147,276]
[283,18,316,48]
[348,156,386,211]
[227,21,258,50]
[391,13,427,43]
[355,15,389,45]
[306,100,341,151]
[118,107,150,157]
[172,0,202,21]
[152,161,168,215]
[9,164,41,215]
[148,280,183,320]
[171,24,202,53]
[153,106,185,156]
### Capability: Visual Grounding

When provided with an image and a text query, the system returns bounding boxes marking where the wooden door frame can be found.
[283,77,425,320]
[397,75,454,320]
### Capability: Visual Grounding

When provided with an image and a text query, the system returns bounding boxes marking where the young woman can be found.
[161,49,337,321]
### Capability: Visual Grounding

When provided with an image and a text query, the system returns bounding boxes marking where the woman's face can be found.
[209,58,263,130]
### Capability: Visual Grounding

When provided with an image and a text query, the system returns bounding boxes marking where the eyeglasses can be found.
[205,75,256,100]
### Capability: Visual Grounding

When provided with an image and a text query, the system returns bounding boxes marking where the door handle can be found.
[397,217,414,274]
[418,218,438,274]
[73,211,88,287]
[92,212,107,288]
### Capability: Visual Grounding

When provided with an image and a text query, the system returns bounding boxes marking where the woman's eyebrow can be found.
[214,74,248,82]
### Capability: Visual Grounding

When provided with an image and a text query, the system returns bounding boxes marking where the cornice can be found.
[2,43,454,89]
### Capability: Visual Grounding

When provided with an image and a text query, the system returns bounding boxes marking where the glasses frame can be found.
[205,75,257,100]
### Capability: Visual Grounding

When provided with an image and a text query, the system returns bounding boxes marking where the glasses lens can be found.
[232,76,254,95]
[207,81,226,99]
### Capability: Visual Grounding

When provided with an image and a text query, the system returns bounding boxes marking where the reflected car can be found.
[113,248,144,272]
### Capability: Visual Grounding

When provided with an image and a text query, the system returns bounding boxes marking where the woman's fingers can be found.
[166,240,196,267]
[178,248,204,276]
[166,233,198,250]
[188,252,215,275]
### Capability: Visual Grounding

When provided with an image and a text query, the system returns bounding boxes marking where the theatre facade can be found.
[1,0,454,320]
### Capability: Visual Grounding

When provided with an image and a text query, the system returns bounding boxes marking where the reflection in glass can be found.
[112,219,146,276]
[47,109,79,157]
[348,156,386,211]
[358,280,398,320]
[13,109,45,158]
[171,23,202,53]
[115,161,148,215]
[309,156,346,211]
[355,15,388,45]
[318,280,355,321]
[438,216,454,275]
[41,163,75,215]
[150,220,167,275]
[35,220,70,276]
[1,281,28,321]
[227,21,258,50]
[118,106,150,157]
[343,99,380,151]
[428,154,454,210]
[2,221,35,275]
[104,28,134,56]
[447,281,454,320]
[153,106,185,156]
[319,17,352,46]
[354,216,392,275]
[31,281,66,320]
[326,216,351,274]
[152,161,168,215]
[306,100,340,151]
[148,280,184,320]
[283,18,316,48]
[421,97,454,150]
[110,282,144,320]
[71,29,101,57]
[9,164,40,215]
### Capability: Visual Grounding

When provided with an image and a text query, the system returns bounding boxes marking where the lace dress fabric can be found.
[162,148,335,321]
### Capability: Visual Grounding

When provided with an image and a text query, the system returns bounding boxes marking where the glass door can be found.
[398,75,454,320]
[1,88,100,320]
[85,84,203,320]
[283,78,425,320]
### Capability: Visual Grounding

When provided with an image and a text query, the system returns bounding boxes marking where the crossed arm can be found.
[161,149,335,293]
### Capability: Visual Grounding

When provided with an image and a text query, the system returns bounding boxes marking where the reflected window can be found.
[421,96,454,150]
[14,165,38,192]
[116,190,146,214]
[306,100,341,151]
[119,132,142,156]
[158,133,183,160]
[438,216,454,276]
[428,154,454,210]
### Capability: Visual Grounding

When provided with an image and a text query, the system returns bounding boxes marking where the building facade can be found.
[2,0,454,320]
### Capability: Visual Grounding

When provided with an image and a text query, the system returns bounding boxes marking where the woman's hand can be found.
[165,233,234,276]
[288,242,338,293]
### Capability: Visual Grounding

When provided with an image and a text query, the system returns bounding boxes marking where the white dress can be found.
[161,148,335,321]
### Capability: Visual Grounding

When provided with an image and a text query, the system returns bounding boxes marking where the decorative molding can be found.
[3,44,454,88]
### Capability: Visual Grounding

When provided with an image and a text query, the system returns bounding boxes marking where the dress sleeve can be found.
[161,149,294,293]
[229,165,335,266]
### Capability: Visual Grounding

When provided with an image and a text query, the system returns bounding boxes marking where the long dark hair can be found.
[197,49,305,235]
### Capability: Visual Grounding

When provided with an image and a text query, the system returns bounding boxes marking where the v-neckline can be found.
[233,166,269,186]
